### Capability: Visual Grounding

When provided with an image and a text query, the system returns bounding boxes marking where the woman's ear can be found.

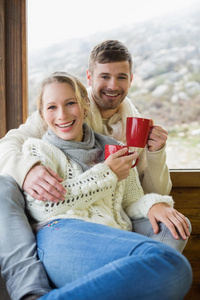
[84,110,88,118]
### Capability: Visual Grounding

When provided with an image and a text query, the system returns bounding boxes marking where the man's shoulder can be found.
[18,110,47,137]
[26,110,44,124]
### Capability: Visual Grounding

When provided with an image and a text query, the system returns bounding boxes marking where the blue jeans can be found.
[0,175,192,299]
[37,219,192,300]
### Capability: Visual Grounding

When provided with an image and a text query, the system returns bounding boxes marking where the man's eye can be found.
[118,76,127,80]
[101,76,109,79]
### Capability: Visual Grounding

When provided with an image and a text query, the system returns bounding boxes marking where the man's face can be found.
[87,61,133,118]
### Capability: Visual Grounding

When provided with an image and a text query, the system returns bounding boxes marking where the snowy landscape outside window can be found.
[27,0,200,169]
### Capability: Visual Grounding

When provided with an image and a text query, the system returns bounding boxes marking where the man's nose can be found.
[107,78,118,90]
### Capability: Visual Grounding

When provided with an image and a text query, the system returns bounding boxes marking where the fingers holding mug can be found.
[147,125,168,152]
[104,145,139,181]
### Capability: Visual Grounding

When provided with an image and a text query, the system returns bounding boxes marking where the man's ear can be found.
[129,73,133,88]
[131,73,133,83]
[86,69,92,86]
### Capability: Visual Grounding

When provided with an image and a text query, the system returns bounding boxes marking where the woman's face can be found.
[42,82,85,142]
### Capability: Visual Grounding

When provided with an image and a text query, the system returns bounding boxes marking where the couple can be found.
[0,40,192,300]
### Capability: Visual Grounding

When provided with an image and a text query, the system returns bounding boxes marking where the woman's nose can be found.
[58,107,67,119]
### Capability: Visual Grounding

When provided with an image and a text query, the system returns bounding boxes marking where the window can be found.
[27,0,200,169]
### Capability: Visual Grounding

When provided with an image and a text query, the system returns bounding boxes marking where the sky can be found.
[27,0,199,52]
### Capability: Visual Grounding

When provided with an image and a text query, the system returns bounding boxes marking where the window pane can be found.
[27,0,200,169]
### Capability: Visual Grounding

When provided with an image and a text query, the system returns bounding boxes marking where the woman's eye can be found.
[48,105,56,110]
[67,101,77,106]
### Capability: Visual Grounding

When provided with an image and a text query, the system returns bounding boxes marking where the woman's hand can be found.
[148,203,190,240]
[23,164,66,203]
[104,148,139,181]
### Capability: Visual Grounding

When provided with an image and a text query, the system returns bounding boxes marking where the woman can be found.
[22,72,192,300]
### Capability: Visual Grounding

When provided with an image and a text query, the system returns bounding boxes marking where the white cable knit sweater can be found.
[0,88,171,195]
[22,138,173,231]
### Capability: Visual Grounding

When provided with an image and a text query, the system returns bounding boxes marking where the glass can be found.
[27,0,200,169]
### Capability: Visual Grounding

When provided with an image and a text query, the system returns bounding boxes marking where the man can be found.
[0,40,190,300]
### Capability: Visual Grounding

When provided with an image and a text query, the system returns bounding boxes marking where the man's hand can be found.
[148,203,190,240]
[147,125,168,152]
[23,165,66,203]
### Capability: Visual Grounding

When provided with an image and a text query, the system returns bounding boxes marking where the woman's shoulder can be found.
[22,137,65,158]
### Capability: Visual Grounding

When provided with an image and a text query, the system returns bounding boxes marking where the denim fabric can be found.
[37,219,192,300]
[0,176,52,300]
[0,175,192,300]
[132,217,191,253]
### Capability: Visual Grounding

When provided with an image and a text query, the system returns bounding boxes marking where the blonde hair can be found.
[37,71,90,117]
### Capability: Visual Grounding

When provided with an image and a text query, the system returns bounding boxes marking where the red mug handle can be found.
[128,152,139,168]
[131,157,139,168]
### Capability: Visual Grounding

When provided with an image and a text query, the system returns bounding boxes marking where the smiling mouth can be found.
[103,92,121,97]
[57,120,75,128]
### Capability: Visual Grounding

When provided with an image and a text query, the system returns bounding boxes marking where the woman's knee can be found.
[130,241,192,299]
[161,247,192,298]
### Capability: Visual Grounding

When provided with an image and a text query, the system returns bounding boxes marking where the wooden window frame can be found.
[0,0,27,138]
[170,170,200,188]
[0,0,199,179]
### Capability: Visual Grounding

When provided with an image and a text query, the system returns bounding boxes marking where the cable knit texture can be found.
[0,87,171,194]
[22,137,173,232]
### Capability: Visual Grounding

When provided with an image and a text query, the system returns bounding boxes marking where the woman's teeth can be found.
[58,121,74,128]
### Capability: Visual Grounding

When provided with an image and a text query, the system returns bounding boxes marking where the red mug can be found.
[104,144,138,168]
[126,117,153,148]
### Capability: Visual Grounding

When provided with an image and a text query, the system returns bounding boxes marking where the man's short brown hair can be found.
[89,40,133,75]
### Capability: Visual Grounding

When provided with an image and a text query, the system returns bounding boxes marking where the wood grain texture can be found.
[0,0,7,137]
[170,174,200,299]
[0,0,27,138]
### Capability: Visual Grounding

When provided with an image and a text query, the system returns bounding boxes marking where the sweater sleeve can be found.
[125,99,172,196]
[0,111,47,188]
[122,166,174,220]
[22,138,118,223]
[125,193,174,220]
[25,163,118,223]
[137,146,172,195]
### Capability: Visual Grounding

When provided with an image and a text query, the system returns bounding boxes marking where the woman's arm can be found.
[22,138,118,222]
[122,167,173,220]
